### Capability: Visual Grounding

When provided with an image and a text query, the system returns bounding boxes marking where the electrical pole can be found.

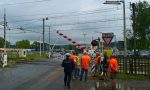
[4,8,6,53]
[40,37,41,56]
[132,3,136,56]
[42,17,48,53]
[42,18,45,53]
[123,0,127,57]
[49,26,51,53]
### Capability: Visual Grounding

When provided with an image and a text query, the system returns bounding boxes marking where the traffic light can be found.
[98,37,101,42]
[91,40,98,46]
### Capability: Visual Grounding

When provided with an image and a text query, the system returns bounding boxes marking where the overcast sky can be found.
[0,0,149,45]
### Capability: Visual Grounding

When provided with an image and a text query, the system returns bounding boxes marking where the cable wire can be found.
[1,0,51,6]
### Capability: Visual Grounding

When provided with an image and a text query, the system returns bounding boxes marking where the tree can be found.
[126,29,134,50]
[66,44,76,50]
[31,41,40,51]
[0,37,10,48]
[16,40,30,49]
[131,1,150,49]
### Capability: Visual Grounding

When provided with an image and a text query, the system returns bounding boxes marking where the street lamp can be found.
[43,17,48,53]
[104,0,127,56]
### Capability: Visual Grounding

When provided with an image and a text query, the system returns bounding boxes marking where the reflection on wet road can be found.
[70,79,150,90]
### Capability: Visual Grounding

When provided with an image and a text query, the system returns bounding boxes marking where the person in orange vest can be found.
[109,55,119,80]
[92,52,101,76]
[69,51,79,79]
[69,51,77,62]
[80,51,91,82]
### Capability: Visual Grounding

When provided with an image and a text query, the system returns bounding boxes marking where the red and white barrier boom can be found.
[56,31,85,50]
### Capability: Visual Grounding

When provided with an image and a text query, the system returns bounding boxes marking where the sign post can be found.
[102,33,114,47]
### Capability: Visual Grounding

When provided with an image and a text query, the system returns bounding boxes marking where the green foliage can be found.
[31,41,40,51]
[8,53,48,60]
[130,1,150,50]
[8,61,16,66]
[26,53,48,60]
[65,44,76,50]
[8,54,25,59]
[16,40,30,49]
[117,73,150,80]
[0,37,11,48]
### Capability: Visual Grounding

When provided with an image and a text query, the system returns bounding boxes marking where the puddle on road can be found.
[90,81,136,90]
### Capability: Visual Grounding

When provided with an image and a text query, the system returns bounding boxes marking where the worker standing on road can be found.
[75,52,80,78]
[80,51,91,82]
[93,52,101,76]
[61,53,75,89]
[100,52,109,80]
[108,55,118,90]
[109,55,118,80]
[69,51,79,79]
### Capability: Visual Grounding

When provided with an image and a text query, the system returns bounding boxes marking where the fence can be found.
[116,56,150,76]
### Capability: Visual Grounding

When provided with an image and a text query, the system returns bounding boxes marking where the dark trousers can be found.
[110,72,117,80]
[80,69,88,82]
[74,68,80,77]
[64,72,72,87]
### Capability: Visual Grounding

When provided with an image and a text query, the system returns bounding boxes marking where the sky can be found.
[0,0,149,45]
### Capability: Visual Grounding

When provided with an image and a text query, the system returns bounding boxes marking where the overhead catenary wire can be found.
[0,0,51,6]
[20,17,130,29]
[5,6,131,27]
[7,6,130,19]
[8,18,41,23]
[7,17,131,34]
[52,25,130,31]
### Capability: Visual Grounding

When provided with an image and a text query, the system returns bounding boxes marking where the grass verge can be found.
[117,73,150,81]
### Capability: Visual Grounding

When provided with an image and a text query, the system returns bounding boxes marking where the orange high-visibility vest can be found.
[109,58,118,73]
[70,55,80,66]
[69,55,77,62]
[81,55,91,69]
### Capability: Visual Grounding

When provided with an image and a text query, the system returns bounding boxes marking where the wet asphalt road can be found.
[0,57,150,90]
[0,58,63,90]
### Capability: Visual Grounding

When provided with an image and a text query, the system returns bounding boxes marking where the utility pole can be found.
[123,0,127,57]
[42,17,48,53]
[2,8,8,68]
[132,3,136,56]
[49,26,51,53]
[4,8,6,53]
[42,18,45,53]
[40,37,41,56]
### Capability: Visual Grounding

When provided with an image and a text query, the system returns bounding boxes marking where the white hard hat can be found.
[65,53,71,56]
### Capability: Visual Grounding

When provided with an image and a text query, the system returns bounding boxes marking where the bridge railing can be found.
[116,56,150,76]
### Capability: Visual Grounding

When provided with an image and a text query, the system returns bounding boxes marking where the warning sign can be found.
[102,33,114,47]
